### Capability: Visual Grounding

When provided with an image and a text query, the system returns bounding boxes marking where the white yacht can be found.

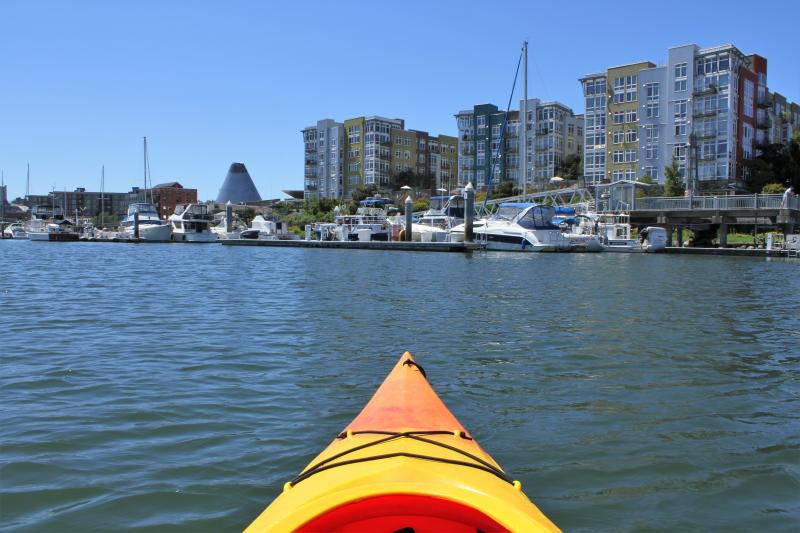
[26,206,79,241]
[411,195,464,242]
[595,213,666,253]
[168,203,217,242]
[3,222,27,239]
[552,209,603,252]
[119,202,172,241]
[450,203,570,251]
[327,196,393,241]
[240,215,294,240]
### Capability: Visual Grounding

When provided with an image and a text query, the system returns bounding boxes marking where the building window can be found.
[626,110,637,123]
[613,111,624,124]
[626,75,637,102]
[674,100,688,136]
[613,77,625,104]
[674,62,687,92]
[626,129,637,143]
[744,79,754,118]
[613,150,624,163]
[625,149,637,163]
[612,130,624,144]
[674,144,687,162]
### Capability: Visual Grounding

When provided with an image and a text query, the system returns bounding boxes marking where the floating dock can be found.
[665,247,797,258]
[220,239,478,252]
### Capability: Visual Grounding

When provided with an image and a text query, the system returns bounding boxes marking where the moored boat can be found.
[119,202,172,241]
[168,203,217,242]
[3,222,27,239]
[449,203,570,252]
[245,353,560,532]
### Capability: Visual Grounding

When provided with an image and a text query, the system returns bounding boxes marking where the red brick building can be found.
[149,182,198,220]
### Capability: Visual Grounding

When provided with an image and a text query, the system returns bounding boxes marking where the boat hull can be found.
[27,231,79,241]
[119,223,172,241]
[171,231,217,243]
[245,353,560,532]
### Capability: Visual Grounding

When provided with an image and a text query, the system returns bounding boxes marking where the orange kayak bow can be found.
[245,352,560,532]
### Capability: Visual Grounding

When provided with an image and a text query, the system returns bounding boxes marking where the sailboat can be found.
[119,137,172,241]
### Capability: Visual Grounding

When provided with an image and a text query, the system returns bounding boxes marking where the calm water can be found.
[1,241,798,532]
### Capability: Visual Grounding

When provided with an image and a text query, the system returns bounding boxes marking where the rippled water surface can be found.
[1,240,798,532]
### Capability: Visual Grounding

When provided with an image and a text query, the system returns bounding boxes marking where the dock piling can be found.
[133,211,140,239]
[464,182,475,242]
[404,195,413,242]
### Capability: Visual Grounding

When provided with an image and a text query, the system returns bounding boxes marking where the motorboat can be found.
[26,205,79,241]
[321,196,393,242]
[168,203,217,242]
[119,202,172,241]
[3,222,27,239]
[449,203,570,252]
[552,208,603,252]
[410,195,464,242]
[595,213,666,253]
[240,215,295,240]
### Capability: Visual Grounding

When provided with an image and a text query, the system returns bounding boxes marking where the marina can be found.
[2,2,800,531]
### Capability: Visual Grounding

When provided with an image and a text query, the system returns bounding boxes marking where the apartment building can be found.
[583,43,797,192]
[390,130,458,192]
[303,116,457,200]
[302,119,344,200]
[456,100,582,190]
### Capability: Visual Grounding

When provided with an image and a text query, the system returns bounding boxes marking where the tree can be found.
[491,180,519,198]
[557,154,583,181]
[91,212,119,227]
[663,158,685,197]
[761,182,786,194]
[636,175,653,199]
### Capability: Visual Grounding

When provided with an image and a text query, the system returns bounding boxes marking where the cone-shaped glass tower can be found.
[216,163,262,203]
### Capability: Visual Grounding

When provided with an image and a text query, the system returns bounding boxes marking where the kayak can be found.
[245,352,560,532]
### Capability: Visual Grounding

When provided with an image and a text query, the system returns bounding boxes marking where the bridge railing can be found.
[634,194,798,212]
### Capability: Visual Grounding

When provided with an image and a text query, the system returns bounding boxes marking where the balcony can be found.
[695,130,717,139]
[535,129,550,136]
[693,83,718,96]
[693,109,718,118]
[756,117,771,129]
[756,95,772,108]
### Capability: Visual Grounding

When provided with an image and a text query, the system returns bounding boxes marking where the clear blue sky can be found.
[2,0,798,201]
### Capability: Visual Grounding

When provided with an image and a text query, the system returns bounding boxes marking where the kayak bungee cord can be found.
[291,450,515,488]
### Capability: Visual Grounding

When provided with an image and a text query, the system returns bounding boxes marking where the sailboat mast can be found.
[101,165,105,227]
[143,136,147,202]
[26,163,30,199]
[522,40,528,200]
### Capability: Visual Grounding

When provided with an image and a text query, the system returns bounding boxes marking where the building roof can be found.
[153,182,183,189]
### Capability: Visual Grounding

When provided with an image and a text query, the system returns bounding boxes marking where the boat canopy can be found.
[497,202,536,209]
[360,197,391,208]
[553,206,575,215]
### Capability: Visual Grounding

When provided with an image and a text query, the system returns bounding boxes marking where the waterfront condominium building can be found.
[580,61,656,185]
[582,43,796,192]
[302,119,344,200]
[303,116,458,200]
[580,73,608,186]
[390,129,459,193]
[456,100,582,190]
